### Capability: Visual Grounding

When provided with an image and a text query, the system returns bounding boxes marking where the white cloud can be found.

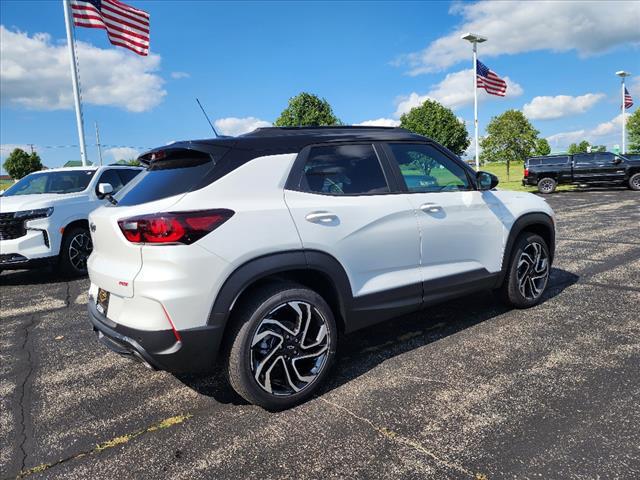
[394,68,523,117]
[171,71,190,79]
[0,26,166,112]
[523,93,605,120]
[354,118,400,127]
[396,1,640,74]
[546,113,629,149]
[213,117,272,136]
[106,147,140,161]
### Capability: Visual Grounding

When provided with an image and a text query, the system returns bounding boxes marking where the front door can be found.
[382,143,506,299]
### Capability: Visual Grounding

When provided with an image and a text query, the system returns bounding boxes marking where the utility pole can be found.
[95,121,103,166]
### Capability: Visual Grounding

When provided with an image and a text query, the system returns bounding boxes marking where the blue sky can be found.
[1,0,639,171]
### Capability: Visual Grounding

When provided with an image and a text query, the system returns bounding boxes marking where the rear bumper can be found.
[88,300,224,373]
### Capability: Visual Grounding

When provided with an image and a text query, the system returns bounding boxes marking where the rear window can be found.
[116,148,227,206]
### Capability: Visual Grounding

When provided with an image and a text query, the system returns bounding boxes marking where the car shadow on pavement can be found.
[177,267,579,406]
[0,267,71,286]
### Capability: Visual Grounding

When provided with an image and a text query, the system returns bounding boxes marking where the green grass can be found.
[0,179,14,191]
[480,161,574,193]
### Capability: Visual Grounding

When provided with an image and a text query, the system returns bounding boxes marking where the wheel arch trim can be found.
[208,250,353,328]
[497,212,555,287]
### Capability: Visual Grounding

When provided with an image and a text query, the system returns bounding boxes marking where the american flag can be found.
[71,0,150,56]
[476,60,507,97]
[624,87,634,109]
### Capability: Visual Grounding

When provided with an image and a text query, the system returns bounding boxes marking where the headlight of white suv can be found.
[14,207,54,220]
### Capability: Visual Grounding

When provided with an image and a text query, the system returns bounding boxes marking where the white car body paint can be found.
[0,166,141,266]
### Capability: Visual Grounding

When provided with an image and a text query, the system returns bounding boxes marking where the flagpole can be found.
[622,77,626,155]
[63,0,88,166]
[616,71,631,155]
[473,42,479,171]
[462,33,486,171]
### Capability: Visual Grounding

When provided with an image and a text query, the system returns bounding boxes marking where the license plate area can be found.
[96,288,110,316]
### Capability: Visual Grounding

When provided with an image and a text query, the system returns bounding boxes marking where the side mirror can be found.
[476,171,499,191]
[613,157,622,164]
[97,183,114,198]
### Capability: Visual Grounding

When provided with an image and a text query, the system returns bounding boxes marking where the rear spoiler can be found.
[138,144,230,170]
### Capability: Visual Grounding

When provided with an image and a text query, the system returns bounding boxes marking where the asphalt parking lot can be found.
[1,189,639,479]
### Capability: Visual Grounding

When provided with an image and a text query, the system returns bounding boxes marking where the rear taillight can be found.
[118,209,234,245]
[524,168,529,177]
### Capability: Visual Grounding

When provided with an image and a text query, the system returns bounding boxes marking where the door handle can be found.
[419,203,442,214]
[305,211,338,224]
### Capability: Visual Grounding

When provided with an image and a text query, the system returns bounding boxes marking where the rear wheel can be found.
[225,282,337,410]
[629,172,640,191]
[537,177,557,194]
[58,226,93,277]
[498,233,551,309]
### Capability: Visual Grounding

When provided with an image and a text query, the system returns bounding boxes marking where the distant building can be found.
[63,160,84,167]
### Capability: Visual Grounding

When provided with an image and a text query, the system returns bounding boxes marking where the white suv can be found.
[0,165,141,276]
[87,127,555,410]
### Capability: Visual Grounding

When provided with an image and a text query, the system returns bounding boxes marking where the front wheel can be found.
[628,172,640,191]
[498,233,551,309]
[225,282,337,410]
[537,177,557,194]
[58,226,93,277]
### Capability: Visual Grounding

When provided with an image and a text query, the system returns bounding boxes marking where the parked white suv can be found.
[0,165,141,276]
[87,127,555,410]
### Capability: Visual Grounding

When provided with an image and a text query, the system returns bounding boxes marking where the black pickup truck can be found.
[523,152,640,193]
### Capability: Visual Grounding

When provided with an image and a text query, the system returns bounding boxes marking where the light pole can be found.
[616,70,631,154]
[462,33,487,171]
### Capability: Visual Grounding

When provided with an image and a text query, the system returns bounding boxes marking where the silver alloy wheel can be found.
[516,241,549,301]
[68,232,93,271]
[632,175,640,190]
[539,179,554,193]
[250,301,330,396]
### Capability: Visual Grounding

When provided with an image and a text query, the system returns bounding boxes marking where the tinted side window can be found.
[117,169,141,185]
[302,144,389,195]
[542,156,569,165]
[574,154,596,165]
[594,153,614,162]
[96,169,124,194]
[388,143,471,193]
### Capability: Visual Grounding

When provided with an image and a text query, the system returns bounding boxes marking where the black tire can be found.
[629,172,640,191]
[497,233,551,309]
[537,177,557,194]
[58,226,93,277]
[225,282,337,410]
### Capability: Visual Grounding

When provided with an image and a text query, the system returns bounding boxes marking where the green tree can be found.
[534,138,551,156]
[3,148,43,180]
[627,109,640,153]
[567,140,591,154]
[399,99,470,155]
[480,110,538,178]
[274,92,341,127]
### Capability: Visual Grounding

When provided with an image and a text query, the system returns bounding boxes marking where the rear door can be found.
[573,153,604,182]
[382,142,506,291]
[284,143,422,310]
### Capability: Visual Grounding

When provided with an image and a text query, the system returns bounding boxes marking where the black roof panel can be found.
[163,127,428,154]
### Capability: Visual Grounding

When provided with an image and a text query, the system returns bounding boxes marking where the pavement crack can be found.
[13,413,193,479]
[319,397,476,478]
[64,281,72,309]
[15,313,37,474]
